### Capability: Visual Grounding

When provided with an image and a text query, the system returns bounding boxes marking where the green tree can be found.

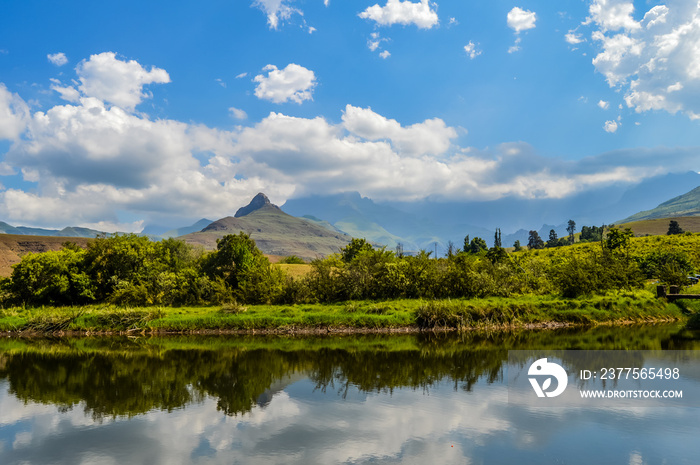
[341,238,373,263]
[605,227,633,251]
[513,240,522,252]
[667,220,684,235]
[5,248,95,306]
[546,229,558,248]
[83,234,158,299]
[567,220,576,244]
[203,233,264,289]
[527,230,544,249]
[580,225,603,242]
[493,228,502,248]
[486,246,508,264]
[463,235,470,253]
[340,247,396,300]
[469,237,488,254]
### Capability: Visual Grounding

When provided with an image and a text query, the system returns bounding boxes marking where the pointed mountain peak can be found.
[235,193,281,217]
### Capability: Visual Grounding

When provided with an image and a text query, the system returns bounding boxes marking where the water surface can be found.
[1,324,699,464]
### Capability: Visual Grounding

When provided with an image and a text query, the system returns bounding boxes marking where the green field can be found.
[618,217,700,236]
[0,290,689,335]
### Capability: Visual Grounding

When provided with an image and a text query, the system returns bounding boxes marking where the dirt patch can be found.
[0,234,91,277]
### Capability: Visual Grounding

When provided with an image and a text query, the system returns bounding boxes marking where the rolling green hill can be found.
[181,193,351,260]
[619,185,700,223]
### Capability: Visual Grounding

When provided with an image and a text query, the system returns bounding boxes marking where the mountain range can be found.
[0,222,105,238]
[282,171,700,251]
[1,171,700,257]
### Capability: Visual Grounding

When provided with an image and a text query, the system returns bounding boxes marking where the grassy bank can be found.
[0,290,689,335]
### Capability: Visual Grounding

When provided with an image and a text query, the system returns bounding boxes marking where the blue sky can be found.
[1,0,700,231]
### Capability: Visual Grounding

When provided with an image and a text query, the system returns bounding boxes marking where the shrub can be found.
[5,248,95,306]
[279,255,305,264]
[637,249,693,287]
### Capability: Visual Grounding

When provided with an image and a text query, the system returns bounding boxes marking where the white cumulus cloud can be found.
[342,104,457,157]
[565,31,584,44]
[464,41,482,59]
[598,100,610,109]
[4,52,700,229]
[47,52,68,66]
[603,120,619,132]
[507,7,537,33]
[254,63,317,104]
[643,5,669,29]
[586,0,700,119]
[507,7,536,53]
[49,78,81,102]
[229,107,248,120]
[359,0,439,29]
[76,52,170,111]
[508,37,522,54]
[252,0,300,29]
[0,84,30,140]
[586,0,641,32]
[0,96,277,228]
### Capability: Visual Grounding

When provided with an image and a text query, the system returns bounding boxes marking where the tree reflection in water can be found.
[0,323,698,420]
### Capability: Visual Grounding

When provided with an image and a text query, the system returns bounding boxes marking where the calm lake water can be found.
[1,324,700,465]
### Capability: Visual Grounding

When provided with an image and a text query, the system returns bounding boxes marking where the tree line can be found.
[0,222,695,307]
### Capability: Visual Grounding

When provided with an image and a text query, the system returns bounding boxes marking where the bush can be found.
[553,249,643,298]
[279,255,305,264]
[637,249,693,287]
[5,248,95,306]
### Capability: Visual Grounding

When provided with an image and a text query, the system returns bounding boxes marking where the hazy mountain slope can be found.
[0,222,23,235]
[162,219,213,238]
[181,194,351,260]
[282,192,493,251]
[615,171,700,216]
[300,216,346,234]
[283,191,434,248]
[0,222,105,238]
[389,172,700,232]
[282,172,700,252]
[333,216,407,250]
[619,185,700,223]
[283,192,564,251]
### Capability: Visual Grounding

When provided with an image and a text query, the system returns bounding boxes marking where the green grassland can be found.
[618,217,700,236]
[524,230,700,265]
[0,290,688,335]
